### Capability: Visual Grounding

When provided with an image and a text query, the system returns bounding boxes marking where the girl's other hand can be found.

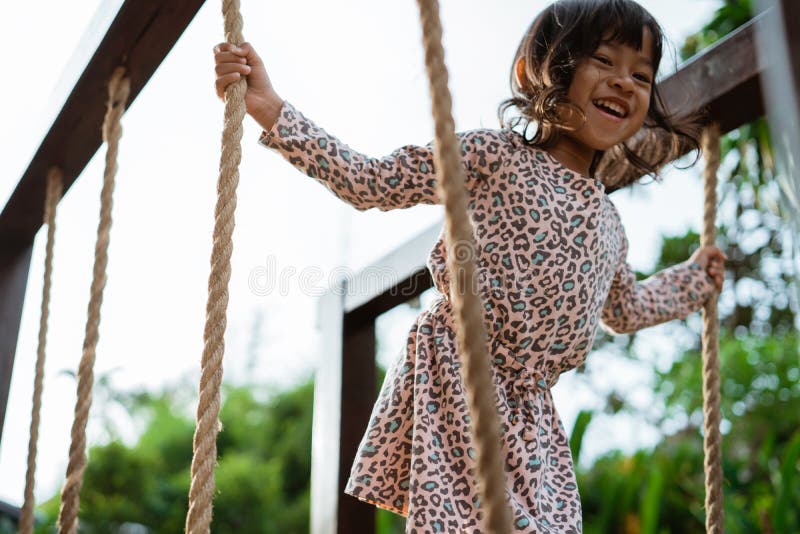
[213,41,284,130]
[689,245,727,292]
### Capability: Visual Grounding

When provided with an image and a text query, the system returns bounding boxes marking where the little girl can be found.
[214,0,726,531]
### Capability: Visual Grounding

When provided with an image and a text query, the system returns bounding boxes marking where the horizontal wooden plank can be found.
[344,223,441,316]
[0,0,205,254]
[659,11,767,132]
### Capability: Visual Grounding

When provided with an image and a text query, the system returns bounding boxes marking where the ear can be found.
[514,57,526,88]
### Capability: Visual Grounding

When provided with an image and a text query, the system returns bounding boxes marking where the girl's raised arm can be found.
[214,41,503,211]
[600,233,717,335]
[259,101,501,211]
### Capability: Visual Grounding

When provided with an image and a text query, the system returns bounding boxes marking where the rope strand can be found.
[700,123,724,533]
[185,0,245,531]
[20,167,63,534]
[414,1,511,531]
[57,67,129,534]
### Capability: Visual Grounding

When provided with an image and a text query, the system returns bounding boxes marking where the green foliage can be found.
[680,0,752,60]
[33,380,314,533]
[581,332,800,533]
[569,410,593,467]
[376,508,406,534]
[0,517,16,534]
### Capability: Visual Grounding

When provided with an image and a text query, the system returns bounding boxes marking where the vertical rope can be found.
[700,124,724,533]
[57,67,130,534]
[184,0,245,531]
[414,1,511,532]
[19,168,63,534]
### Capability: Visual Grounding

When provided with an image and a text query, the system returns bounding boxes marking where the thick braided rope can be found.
[19,168,63,534]
[700,124,724,533]
[57,67,129,534]
[414,1,511,531]
[184,1,245,532]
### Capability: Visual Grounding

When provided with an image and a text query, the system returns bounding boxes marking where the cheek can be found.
[638,91,652,120]
[567,67,599,104]
[626,92,651,130]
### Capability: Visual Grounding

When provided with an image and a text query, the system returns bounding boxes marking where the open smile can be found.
[591,98,629,122]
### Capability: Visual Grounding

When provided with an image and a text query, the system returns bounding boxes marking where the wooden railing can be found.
[0,2,798,533]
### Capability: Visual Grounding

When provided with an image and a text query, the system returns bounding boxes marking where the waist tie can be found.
[489,337,554,443]
[434,296,557,442]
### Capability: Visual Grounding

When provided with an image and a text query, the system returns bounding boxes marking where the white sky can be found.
[0,0,720,507]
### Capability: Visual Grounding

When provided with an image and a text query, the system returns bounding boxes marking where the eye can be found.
[593,55,612,66]
[633,73,652,84]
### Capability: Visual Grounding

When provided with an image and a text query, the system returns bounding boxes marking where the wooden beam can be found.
[338,314,377,534]
[344,222,440,320]
[755,0,800,180]
[311,291,345,534]
[0,0,205,449]
[311,286,379,534]
[755,0,800,323]
[0,0,205,251]
[0,245,34,445]
[659,12,769,133]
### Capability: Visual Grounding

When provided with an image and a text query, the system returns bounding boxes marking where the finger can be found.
[232,42,262,65]
[214,51,247,65]
[213,42,237,54]
[223,42,251,58]
[237,42,254,56]
[215,72,242,98]
[215,62,251,76]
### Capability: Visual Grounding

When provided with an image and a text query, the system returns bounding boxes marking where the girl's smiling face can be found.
[563,29,655,151]
[502,1,697,184]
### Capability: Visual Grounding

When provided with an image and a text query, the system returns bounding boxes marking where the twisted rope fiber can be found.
[56,67,129,534]
[700,124,724,533]
[185,1,245,532]
[415,0,511,531]
[19,168,63,534]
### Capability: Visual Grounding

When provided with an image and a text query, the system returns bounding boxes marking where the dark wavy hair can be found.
[498,0,702,189]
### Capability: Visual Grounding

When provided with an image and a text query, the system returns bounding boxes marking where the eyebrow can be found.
[598,41,655,69]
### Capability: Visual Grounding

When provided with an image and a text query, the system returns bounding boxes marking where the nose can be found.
[608,73,635,93]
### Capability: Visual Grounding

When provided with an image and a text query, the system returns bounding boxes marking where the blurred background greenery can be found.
[11,1,799,532]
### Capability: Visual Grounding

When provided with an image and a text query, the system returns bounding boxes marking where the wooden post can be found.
[311,289,345,534]
[755,0,800,327]
[0,245,34,446]
[311,284,378,534]
[0,0,205,449]
[338,312,377,534]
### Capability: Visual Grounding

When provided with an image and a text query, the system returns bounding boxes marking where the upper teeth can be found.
[594,99,627,117]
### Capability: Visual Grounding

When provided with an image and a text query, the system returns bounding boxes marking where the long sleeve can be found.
[258,101,502,211]
[600,232,716,335]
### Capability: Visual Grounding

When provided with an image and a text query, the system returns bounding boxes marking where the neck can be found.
[548,135,595,177]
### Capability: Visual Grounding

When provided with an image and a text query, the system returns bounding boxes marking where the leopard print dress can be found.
[259,101,715,533]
